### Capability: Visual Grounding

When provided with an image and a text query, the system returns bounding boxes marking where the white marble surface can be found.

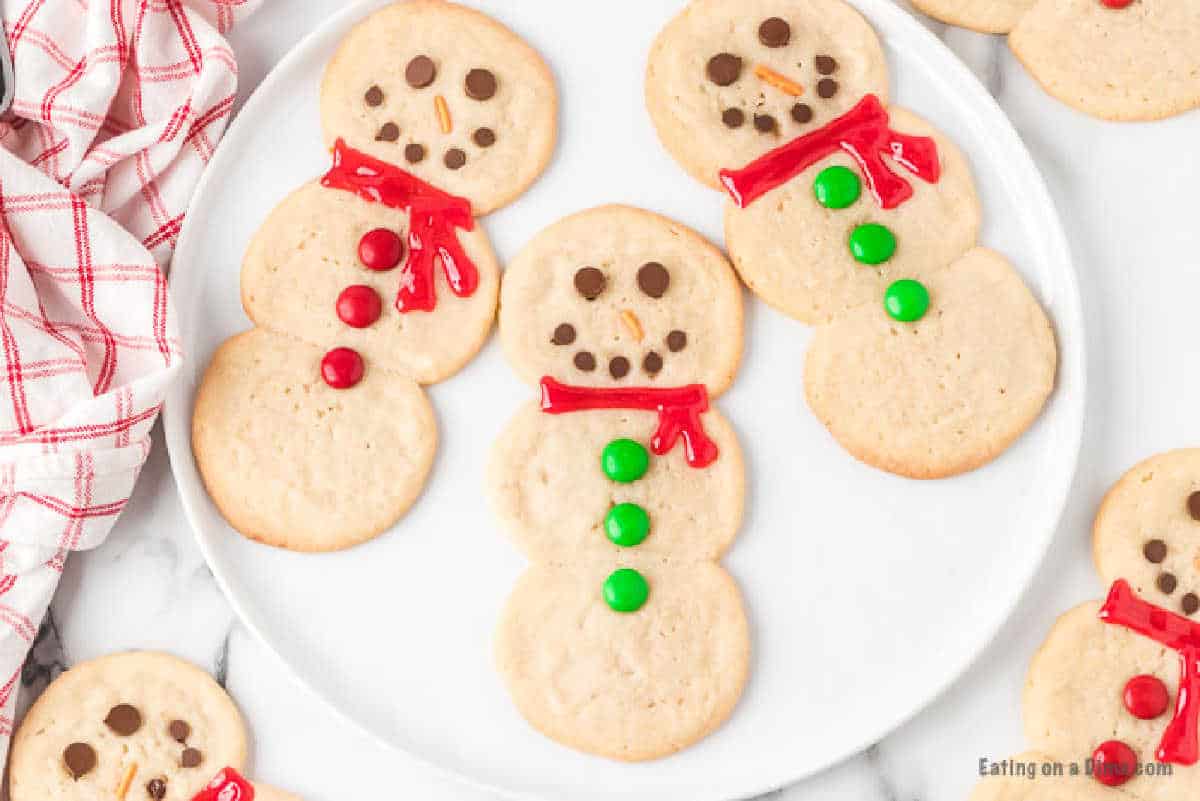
[21,1,1200,799]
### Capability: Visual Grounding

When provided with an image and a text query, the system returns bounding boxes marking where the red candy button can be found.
[1092,740,1138,787]
[336,285,383,328]
[358,228,404,271]
[191,768,254,801]
[1124,674,1170,720]
[1100,0,1132,7]
[321,347,365,389]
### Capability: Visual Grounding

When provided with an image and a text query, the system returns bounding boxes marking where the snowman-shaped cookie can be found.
[646,0,1057,479]
[8,651,301,801]
[489,206,750,761]
[913,0,1200,121]
[1002,450,1200,801]
[193,0,557,551]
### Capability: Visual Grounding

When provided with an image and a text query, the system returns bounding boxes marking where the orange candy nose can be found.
[754,64,804,97]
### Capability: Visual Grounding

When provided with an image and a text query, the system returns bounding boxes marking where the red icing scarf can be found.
[1101,580,1200,765]
[539,377,718,469]
[719,94,941,211]
[191,768,254,801]
[321,138,477,313]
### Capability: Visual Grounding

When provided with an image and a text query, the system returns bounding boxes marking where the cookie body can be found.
[647,0,1057,479]
[1023,603,1199,801]
[193,328,437,551]
[804,248,1056,479]
[646,0,888,189]
[1010,0,1200,122]
[493,206,749,759]
[724,107,980,324]
[320,0,557,215]
[197,1,558,551]
[967,752,1127,801]
[489,403,744,563]
[242,181,500,385]
[9,652,247,801]
[910,0,1034,34]
[495,562,750,762]
[1093,449,1200,620]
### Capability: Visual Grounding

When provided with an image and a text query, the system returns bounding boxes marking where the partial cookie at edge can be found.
[8,651,247,801]
[1093,448,1200,618]
[1010,0,1200,122]
[910,0,1034,34]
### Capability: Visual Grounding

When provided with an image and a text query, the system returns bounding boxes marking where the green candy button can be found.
[603,568,649,613]
[884,279,930,322]
[601,438,650,483]
[813,166,862,209]
[849,223,897,265]
[605,503,650,547]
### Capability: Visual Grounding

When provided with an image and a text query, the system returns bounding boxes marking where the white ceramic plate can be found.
[163,1,1084,798]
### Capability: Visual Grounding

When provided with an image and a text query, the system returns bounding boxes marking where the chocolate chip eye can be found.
[473,127,496,147]
[706,53,742,86]
[791,103,813,124]
[814,55,838,75]
[105,704,142,736]
[406,55,436,88]
[643,351,663,375]
[444,148,467,170]
[574,351,596,372]
[722,108,745,128]
[574,267,606,300]
[1188,490,1200,520]
[817,78,839,99]
[63,742,96,779]
[551,323,576,345]
[168,720,191,743]
[465,68,497,100]
[609,356,631,379]
[375,122,400,142]
[637,262,670,298]
[666,330,687,352]
[405,143,426,163]
[753,114,777,133]
[364,85,384,106]
[758,17,791,47]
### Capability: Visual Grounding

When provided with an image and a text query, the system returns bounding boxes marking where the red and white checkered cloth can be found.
[0,0,260,769]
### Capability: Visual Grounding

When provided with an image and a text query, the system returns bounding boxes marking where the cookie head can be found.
[1095,449,1200,618]
[8,652,247,801]
[500,206,743,395]
[647,0,888,188]
[320,0,558,215]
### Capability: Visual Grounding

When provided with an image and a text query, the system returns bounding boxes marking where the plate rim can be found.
[162,0,1087,798]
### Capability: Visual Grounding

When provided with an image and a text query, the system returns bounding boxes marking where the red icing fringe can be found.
[1101,580,1200,765]
[321,139,477,313]
[719,94,941,211]
[539,377,718,469]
